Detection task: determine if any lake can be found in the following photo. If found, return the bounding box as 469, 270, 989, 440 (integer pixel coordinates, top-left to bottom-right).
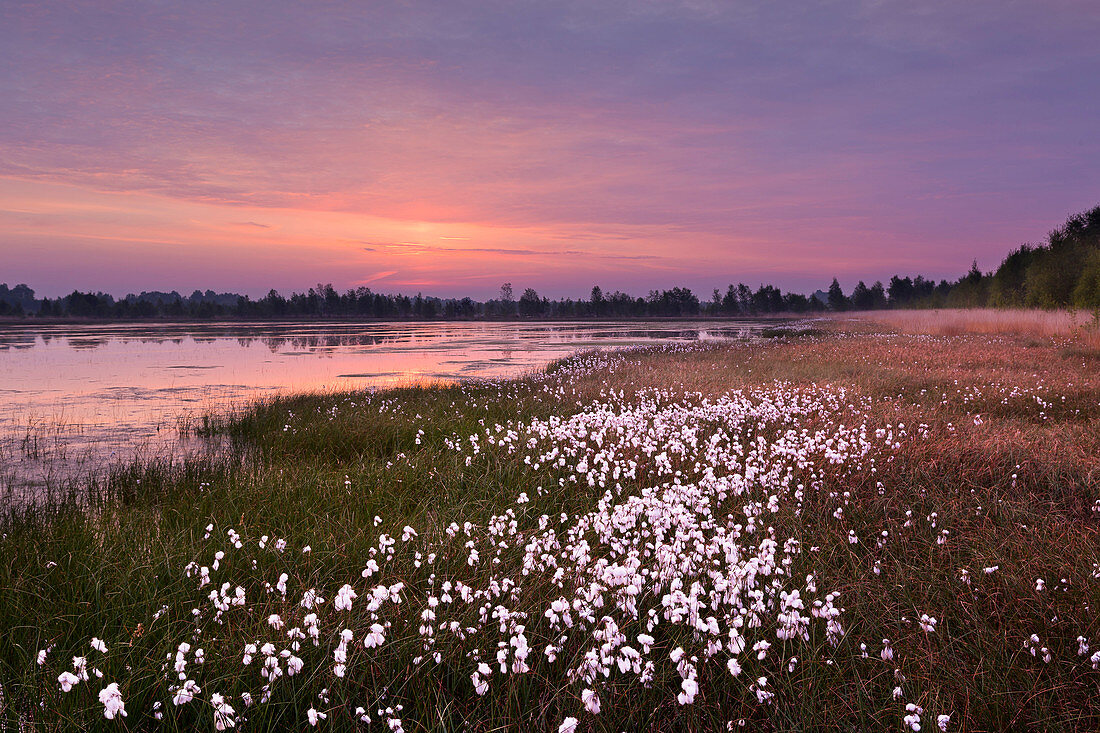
0, 319, 790, 497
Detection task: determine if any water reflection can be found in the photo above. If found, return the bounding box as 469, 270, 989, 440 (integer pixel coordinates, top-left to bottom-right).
0, 322, 768, 353
0, 319, 790, 497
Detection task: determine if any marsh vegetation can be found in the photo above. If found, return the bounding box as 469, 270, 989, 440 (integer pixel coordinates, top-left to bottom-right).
1, 314, 1098, 731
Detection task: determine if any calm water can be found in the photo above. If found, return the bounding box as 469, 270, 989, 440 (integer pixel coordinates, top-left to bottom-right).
0, 319, 786, 496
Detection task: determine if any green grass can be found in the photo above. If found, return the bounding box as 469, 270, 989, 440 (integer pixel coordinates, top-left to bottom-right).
1, 335, 1098, 731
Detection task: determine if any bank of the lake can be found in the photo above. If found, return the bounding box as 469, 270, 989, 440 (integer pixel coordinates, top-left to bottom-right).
0, 319, 794, 501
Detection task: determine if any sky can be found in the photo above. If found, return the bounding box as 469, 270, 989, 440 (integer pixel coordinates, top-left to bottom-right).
2, 0, 1098, 300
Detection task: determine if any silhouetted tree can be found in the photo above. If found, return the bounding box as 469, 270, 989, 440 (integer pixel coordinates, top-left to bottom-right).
869, 281, 887, 309
782, 292, 813, 312
519, 288, 544, 317
752, 284, 783, 313
721, 285, 740, 314
849, 280, 887, 310
827, 278, 848, 311
589, 286, 605, 317
737, 283, 753, 314
0, 283, 37, 313
850, 281, 872, 310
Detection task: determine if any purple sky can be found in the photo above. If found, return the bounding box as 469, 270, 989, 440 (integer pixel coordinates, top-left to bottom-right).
2, 0, 1098, 299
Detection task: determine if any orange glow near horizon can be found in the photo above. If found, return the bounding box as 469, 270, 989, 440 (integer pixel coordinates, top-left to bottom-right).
2, 2, 1098, 298
2, 177, 691, 296
1, 174, 996, 299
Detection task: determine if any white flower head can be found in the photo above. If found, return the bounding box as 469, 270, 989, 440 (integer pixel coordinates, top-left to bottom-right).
98, 683, 127, 719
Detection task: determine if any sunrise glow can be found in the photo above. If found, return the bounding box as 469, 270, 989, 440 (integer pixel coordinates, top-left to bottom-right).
2, 2, 1098, 297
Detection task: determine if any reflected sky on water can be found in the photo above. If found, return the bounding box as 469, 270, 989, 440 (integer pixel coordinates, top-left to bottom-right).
0, 319, 789, 496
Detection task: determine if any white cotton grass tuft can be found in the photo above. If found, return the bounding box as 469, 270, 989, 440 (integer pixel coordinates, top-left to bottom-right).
98, 683, 126, 719
558, 717, 579, 733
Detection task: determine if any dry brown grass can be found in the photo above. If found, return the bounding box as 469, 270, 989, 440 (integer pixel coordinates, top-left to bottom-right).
567, 331, 1100, 529
832, 308, 1100, 346
565, 330, 1100, 728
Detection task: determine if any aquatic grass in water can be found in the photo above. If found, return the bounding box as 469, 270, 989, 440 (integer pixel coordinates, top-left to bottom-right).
0, 320, 787, 500
1, 335, 1098, 730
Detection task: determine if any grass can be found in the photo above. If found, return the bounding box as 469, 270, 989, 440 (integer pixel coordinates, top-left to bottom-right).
0, 326, 1098, 731
837, 307, 1100, 346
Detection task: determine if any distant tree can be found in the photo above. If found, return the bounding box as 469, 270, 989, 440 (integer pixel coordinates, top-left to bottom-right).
850, 281, 873, 310
850, 280, 886, 310
658, 287, 699, 316
261, 289, 287, 317
305, 286, 322, 315
519, 288, 544, 317
1072, 250, 1100, 311
869, 281, 887, 309
498, 282, 515, 317
887, 276, 913, 306
63, 290, 115, 317
945, 261, 988, 308
721, 284, 739, 314
0, 283, 37, 313
938, 205, 1098, 310
590, 285, 605, 317
782, 292, 812, 312
913, 276, 935, 301
827, 278, 848, 311
752, 284, 783, 313
988, 245, 1035, 306
736, 283, 753, 314
1025, 206, 1100, 308
321, 283, 340, 314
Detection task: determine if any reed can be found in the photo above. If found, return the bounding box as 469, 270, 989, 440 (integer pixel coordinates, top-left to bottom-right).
838, 307, 1100, 345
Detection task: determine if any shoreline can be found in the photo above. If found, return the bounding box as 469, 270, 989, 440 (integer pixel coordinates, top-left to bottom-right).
0, 314, 812, 327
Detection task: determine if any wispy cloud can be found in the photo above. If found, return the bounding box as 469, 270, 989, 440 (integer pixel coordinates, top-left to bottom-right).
361, 241, 663, 261
357, 270, 399, 285
1, 1, 1098, 296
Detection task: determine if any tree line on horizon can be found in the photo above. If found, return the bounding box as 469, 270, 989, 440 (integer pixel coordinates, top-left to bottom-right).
3, 206, 1098, 320
0, 282, 823, 320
